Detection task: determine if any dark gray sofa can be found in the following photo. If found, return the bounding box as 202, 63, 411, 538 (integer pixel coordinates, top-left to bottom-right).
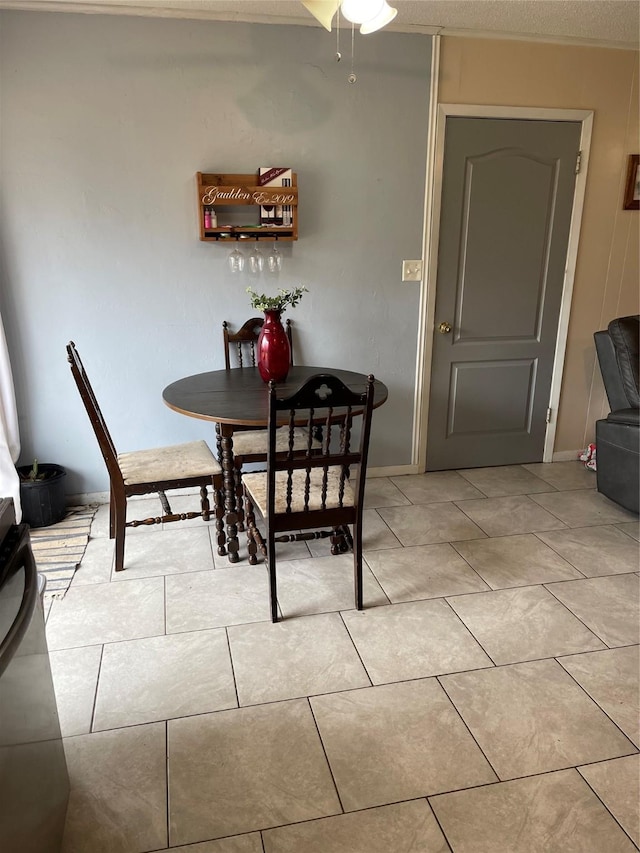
593, 315, 639, 515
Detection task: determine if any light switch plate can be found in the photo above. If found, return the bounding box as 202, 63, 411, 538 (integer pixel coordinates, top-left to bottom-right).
402, 260, 423, 281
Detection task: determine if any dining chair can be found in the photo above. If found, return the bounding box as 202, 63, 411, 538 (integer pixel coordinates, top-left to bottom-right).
222, 316, 293, 370
67, 341, 225, 572
242, 372, 375, 622
221, 316, 302, 531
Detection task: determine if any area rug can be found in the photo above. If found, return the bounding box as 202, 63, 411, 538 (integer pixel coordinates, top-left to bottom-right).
29, 504, 99, 599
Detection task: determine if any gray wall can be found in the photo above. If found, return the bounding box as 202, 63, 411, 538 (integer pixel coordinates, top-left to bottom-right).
0, 10, 431, 495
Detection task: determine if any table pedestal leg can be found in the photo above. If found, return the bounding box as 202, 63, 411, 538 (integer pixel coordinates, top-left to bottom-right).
220, 428, 240, 563
214, 423, 223, 465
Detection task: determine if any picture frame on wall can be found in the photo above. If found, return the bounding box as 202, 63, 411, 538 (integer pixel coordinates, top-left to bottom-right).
623, 154, 639, 210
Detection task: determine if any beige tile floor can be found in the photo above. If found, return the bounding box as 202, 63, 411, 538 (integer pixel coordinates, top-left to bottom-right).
45, 462, 640, 853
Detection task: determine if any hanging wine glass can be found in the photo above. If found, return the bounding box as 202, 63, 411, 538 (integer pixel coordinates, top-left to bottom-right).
248, 246, 264, 275
262, 203, 274, 225
227, 248, 245, 274
267, 243, 282, 274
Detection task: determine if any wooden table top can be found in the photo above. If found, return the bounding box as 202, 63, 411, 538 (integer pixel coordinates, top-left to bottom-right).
162, 366, 388, 427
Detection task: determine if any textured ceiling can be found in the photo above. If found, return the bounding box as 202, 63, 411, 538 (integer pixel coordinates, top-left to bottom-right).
0, 0, 638, 48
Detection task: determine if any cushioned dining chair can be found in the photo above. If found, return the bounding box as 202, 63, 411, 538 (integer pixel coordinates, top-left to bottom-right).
221, 316, 298, 530
242, 372, 375, 622
67, 341, 225, 572
221, 316, 294, 463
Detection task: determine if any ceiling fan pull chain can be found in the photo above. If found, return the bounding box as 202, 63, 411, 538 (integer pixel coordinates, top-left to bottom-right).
335, 7, 341, 61
348, 21, 357, 83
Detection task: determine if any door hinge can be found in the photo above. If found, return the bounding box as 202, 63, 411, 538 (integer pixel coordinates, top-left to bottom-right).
546, 407, 552, 424
575, 151, 582, 174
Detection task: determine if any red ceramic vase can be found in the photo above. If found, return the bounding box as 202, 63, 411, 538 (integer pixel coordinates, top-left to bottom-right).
257, 309, 291, 382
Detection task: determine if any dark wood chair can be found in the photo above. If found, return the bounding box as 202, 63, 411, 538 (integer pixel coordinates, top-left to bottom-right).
223, 316, 292, 370
67, 341, 225, 572
242, 372, 375, 622
221, 317, 298, 530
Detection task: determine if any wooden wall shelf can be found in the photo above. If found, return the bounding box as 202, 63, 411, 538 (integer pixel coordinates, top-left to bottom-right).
197, 172, 298, 242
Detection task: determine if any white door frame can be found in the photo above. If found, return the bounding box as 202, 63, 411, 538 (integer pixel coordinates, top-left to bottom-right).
413, 103, 594, 471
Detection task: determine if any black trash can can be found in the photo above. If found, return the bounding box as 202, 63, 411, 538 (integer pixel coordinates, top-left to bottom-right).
17, 464, 67, 528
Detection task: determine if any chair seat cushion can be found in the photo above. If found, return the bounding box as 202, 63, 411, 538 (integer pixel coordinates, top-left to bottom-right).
232, 427, 320, 458
243, 466, 355, 516
118, 440, 221, 485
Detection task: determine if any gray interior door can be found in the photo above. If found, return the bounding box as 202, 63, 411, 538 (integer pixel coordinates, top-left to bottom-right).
426, 117, 581, 471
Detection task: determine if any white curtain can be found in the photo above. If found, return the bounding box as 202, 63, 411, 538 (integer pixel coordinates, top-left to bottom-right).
0, 313, 21, 522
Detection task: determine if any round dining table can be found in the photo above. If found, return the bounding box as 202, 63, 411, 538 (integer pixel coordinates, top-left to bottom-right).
162, 366, 388, 562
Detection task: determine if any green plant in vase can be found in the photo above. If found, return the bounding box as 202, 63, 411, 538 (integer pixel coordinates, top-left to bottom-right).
246, 285, 307, 314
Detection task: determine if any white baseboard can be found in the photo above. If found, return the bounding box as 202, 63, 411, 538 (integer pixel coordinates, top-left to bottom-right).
68, 491, 108, 506
552, 450, 582, 462
367, 464, 421, 478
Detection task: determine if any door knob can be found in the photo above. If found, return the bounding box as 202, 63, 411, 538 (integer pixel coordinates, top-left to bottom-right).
438, 321, 452, 334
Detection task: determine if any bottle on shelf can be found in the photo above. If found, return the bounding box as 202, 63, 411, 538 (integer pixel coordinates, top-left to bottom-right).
282, 178, 292, 227
204, 207, 212, 229
210, 208, 217, 228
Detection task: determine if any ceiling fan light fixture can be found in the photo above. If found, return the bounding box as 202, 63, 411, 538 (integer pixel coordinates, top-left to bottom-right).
359, 1, 397, 33
340, 0, 385, 26
301, 0, 341, 32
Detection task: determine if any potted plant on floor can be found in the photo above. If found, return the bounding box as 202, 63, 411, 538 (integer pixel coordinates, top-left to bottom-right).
17, 459, 67, 528
246, 285, 308, 382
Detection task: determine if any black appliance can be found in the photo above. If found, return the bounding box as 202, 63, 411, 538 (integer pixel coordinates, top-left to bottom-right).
0, 498, 69, 852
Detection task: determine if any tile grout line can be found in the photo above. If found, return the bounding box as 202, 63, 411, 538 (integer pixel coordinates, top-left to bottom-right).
88, 643, 105, 734
555, 657, 640, 750
338, 610, 374, 689
439, 596, 499, 667
306, 696, 346, 816
542, 580, 620, 647
575, 762, 640, 849
225, 625, 241, 709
